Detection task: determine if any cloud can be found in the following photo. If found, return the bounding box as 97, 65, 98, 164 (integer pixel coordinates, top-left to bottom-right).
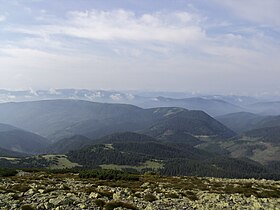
8, 9, 206, 44
6, 8, 277, 57
1, 40, 279, 94
216, 0, 280, 28
0, 6, 280, 94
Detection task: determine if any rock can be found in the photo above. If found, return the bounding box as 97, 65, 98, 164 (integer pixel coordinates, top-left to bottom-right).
66, 193, 75, 197
77, 203, 87, 209
38, 189, 44, 194
145, 203, 155, 210
0, 172, 279, 210
141, 182, 150, 188
44, 202, 51, 209
49, 195, 66, 206
113, 191, 126, 200
144, 188, 152, 193
16, 171, 31, 177
89, 192, 99, 199
25, 189, 35, 195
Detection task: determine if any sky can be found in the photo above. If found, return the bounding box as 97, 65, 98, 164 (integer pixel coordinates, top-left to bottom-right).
0, 0, 279, 95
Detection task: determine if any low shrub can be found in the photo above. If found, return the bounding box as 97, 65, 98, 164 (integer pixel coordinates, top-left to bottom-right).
184, 191, 198, 201
11, 184, 29, 193
79, 169, 139, 181
21, 205, 36, 210
46, 168, 81, 174
104, 201, 138, 210
166, 193, 179, 198
98, 190, 113, 199
0, 168, 18, 177
143, 193, 157, 202
95, 199, 105, 207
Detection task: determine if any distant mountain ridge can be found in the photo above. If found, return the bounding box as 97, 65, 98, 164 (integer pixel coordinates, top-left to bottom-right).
0, 96, 279, 179
2, 89, 280, 116
0, 123, 49, 154
47, 135, 92, 154
0, 100, 236, 142
143, 108, 235, 139
243, 126, 280, 143
254, 115, 280, 129
0, 147, 27, 157
0, 100, 142, 140
138, 97, 244, 116
216, 112, 280, 133
216, 112, 265, 133
250, 101, 280, 115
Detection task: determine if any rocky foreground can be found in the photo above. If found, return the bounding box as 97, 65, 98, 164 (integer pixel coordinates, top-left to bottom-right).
0, 171, 280, 210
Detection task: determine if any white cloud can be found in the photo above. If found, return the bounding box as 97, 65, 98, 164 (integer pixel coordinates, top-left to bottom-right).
110, 94, 122, 101
29, 87, 38, 96
48, 88, 60, 95
8, 10, 206, 44
0, 40, 279, 94
0, 7, 280, 94
216, 0, 280, 27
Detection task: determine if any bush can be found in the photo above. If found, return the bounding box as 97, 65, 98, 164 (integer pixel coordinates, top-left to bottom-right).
11, 184, 29, 193
79, 169, 139, 181
184, 191, 198, 201
143, 193, 157, 202
21, 168, 43, 173
95, 199, 105, 207
166, 193, 179, 198
0, 168, 18, 177
98, 190, 113, 199
21, 205, 36, 210
104, 201, 138, 210
46, 168, 81, 174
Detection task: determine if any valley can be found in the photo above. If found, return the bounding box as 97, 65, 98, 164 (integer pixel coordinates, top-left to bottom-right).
0, 99, 279, 180
0, 97, 280, 209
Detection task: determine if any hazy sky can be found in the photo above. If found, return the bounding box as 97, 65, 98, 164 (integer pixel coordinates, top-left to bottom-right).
0, 0, 279, 94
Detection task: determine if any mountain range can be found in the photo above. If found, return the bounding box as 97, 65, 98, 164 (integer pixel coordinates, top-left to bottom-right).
216, 112, 280, 133
1, 89, 280, 116
0, 100, 235, 142
0, 123, 48, 154
0, 98, 280, 179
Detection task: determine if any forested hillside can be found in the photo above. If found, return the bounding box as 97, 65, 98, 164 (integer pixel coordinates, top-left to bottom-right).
0, 100, 235, 141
